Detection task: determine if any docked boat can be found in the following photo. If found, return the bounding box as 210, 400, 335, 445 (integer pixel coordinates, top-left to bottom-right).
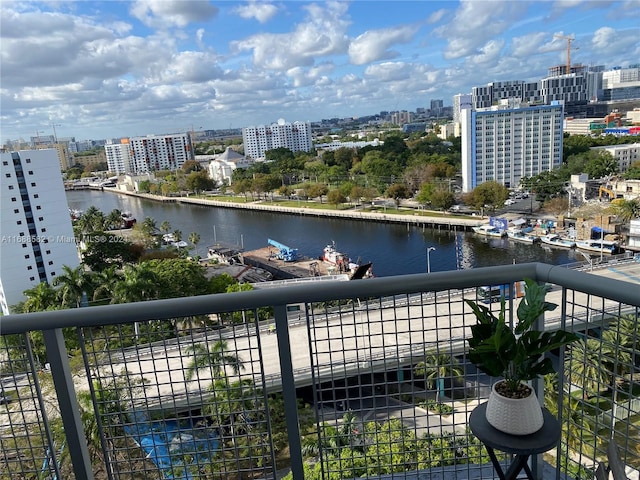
121, 211, 137, 228
321, 242, 372, 278
506, 229, 540, 244
540, 234, 576, 249
575, 239, 622, 255
321, 242, 358, 273
472, 224, 506, 237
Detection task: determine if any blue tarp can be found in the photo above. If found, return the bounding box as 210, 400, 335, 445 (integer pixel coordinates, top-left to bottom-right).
124, 415, 219, 479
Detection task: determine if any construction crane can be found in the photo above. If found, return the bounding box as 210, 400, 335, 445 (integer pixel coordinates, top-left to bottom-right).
268, 239, 299, 262
554, 34, 576, 75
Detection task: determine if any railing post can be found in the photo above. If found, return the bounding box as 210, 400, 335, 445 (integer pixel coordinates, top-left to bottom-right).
43, 328, 94, 480
273, 304, 304, 479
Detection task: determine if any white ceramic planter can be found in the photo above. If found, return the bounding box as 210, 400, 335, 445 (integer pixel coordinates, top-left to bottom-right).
485, 381, 544, 435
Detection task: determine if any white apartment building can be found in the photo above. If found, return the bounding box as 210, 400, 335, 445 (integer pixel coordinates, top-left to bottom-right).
591, 143, 640, 172
461, 101, 564, 193
204, 147, 253, 185
242, 119, 313, 159
105, 133, 194, 174
105, 139, 133, 174
1, 149, 79, 314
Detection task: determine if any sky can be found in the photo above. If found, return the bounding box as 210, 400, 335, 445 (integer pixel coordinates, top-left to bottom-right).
1, 1, 639, 143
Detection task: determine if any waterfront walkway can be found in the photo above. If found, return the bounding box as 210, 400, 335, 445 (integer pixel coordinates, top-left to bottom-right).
106, 189, 486, 232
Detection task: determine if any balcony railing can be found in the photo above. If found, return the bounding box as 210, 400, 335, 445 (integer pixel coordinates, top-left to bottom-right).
1, 262, 639, 479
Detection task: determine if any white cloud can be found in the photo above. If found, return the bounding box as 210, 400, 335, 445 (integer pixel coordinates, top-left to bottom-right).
231, 2, 350, 70
233, 1, 279, 23
130, 0, 218, 28
349, 25, 419, 65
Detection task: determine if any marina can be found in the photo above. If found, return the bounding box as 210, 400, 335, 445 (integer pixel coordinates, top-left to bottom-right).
66, 190, 615, 277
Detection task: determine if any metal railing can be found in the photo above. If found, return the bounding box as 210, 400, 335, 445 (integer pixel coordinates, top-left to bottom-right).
1, 262, 639, 479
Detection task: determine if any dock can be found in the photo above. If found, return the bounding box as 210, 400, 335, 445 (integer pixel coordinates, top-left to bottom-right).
242, 247, 338, 280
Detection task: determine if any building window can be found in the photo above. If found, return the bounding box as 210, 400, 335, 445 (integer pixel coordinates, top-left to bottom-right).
17, 220, 22, 225
27, 266, 33, 270
26, 158, 31, 163
24, 254, 30, 259
5, 173, 10, 178
36, 206, 41, 210
51, 272, 55, 276
28, 170, 33, 175
41, 228, 47, 233
11, 197, 16, 202
13, 209, 19, 213
8, 185, 13, 190
2, 161, 7, 165
48, 261, 53, 265
38, 217, 43, 221
43, 238, 48, 243
46, 250, 51, 254
31, 182, 36, 187
22, 244, 27, 248
30, 276, 35, 281
33, 194, 39, 198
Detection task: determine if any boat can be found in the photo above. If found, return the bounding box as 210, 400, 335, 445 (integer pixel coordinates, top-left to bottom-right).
472, 224, 506, 238
321, 242, 357, 273
121, 211, 137, 228
540, 234, 576, 249
321, 242, 372, 278
575, 239, 622, 255
506, 229, 540, 244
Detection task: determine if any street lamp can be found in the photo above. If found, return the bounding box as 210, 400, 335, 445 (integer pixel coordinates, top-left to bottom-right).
426, 246, 436, 273
577, 250, 593, 272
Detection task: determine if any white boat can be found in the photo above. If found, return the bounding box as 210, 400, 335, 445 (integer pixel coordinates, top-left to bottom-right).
576, 239, 622, 255
540, 234, 576, 249
472, 224, 506, 237
321, 242, 357, 272
506, 229, 540, 244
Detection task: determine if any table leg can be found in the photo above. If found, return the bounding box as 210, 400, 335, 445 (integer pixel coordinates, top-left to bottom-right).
503, 454, 533, 480
485, 446, 507, 480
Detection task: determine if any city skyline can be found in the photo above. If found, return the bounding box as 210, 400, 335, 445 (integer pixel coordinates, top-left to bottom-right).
1, 1, 638, 143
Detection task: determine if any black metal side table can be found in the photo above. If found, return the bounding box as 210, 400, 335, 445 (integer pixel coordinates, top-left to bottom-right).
469, 402, 561, 480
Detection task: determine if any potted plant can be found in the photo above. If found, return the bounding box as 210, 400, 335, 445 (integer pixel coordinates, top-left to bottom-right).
466, 278, 579, 435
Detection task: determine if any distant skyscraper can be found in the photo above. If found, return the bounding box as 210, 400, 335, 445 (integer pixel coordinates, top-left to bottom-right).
242, 119, 313, 159
452, 94, 472, 124
1, 149, 79, 314
461, 101, 564, 193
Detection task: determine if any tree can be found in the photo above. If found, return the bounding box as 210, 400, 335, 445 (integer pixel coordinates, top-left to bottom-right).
22, 282, 59, 312
584, 151, 618, 179
144, 258, 210, 299
160, 220, 172, 235
385, 183, 410, 206
463, 181, 509, 213
415, 352, 464, 401
81, 232, 142, 271
430, 188, 455, 211
306, 183, 329, 203
189, 232, 201, 256
610, 198, 640, 223
186, 169, 214, 193
327, 189, 346, 208
53, 265, 93, 308
181, 159, 202, 173
112, 264, 159, 304
185, 340, 245, 382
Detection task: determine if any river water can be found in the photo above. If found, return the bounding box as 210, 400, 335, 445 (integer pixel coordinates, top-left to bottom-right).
66, 190, 581, 277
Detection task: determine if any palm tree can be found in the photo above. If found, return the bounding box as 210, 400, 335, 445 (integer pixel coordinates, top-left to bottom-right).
610, 198, 640, 223
111, 264, 158, 304
52, 265, 93, 308
92, 266, 120, 304
565, 338, 611, 398
172, 229, 183, 243
185, 340, 244, 382
189, 232, 201, 255
415, 352, 464, 401
105, 209, 123, 230
22, 282, 59, 312
159, 220, 172, 235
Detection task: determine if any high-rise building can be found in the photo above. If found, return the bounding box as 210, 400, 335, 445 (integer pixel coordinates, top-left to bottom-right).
242, 119, 313, 159
461, 101, 564, 193
0, 149, 79, 314
104, 133, 194, 174
105, 139, 133, 174
453, 93, 473, 124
